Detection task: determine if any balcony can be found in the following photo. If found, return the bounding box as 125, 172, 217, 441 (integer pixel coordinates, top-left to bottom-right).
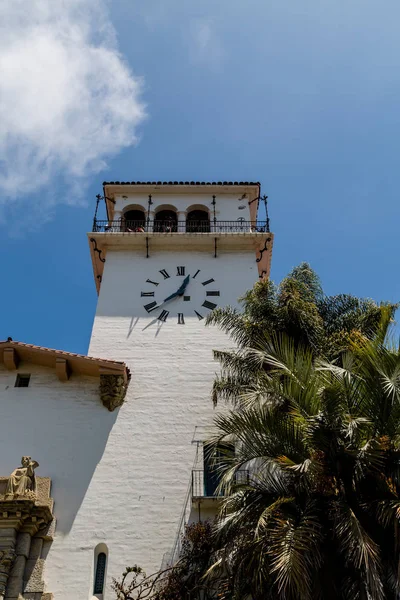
191, 469, 249, 505
88, 219, 274, 294
92, 219, 269, 234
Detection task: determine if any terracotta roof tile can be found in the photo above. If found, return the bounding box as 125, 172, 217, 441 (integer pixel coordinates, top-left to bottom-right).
103, 181, 260, 187
0, 340, 130, 379
0, 340, 124, 365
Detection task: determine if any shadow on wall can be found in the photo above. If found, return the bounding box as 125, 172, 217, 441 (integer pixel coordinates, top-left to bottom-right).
50, 406, 119, 533
0, 372, 119, 534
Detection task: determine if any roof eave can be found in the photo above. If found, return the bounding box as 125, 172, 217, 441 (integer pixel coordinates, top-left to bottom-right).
0, 341, 131, 412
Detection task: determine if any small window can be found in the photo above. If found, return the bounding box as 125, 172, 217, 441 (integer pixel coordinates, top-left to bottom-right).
94, 552, 107, 594
15, 374, 31, 388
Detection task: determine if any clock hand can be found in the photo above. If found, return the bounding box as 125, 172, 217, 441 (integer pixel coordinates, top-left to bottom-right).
149, 287, 183, 312
162, 275, 190, 303
162, 290, 179, 303
144, 274, 191, 318
176, 275, 190, 296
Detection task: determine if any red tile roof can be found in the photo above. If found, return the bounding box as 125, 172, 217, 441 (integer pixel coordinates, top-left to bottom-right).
103, 181, 260, 186
0, 340, 129, 378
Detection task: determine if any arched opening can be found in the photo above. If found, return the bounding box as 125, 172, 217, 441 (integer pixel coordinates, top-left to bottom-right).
154, 209, 178, 232
93, 544, 108, 599
186, 209, 210, 233
122, 208, 146, 232
94, 553, 106, 594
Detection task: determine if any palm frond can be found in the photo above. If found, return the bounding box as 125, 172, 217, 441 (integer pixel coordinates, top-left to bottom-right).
206, 307, 255, 347
332, 501, 384, 600
268, 499, 323, 600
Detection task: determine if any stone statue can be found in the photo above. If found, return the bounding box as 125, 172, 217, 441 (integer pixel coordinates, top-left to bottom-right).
0, 548, 16, 599
0, 549, 15, 597
5, 457, 39, 498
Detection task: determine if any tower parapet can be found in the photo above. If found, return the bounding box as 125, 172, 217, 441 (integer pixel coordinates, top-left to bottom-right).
89, 181, 273, 293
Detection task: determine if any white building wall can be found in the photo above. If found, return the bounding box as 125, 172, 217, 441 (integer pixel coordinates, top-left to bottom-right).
113, 192, 252, 222
0, 363, 107, 599
0, 245, 260, 598
85, 249, 257, 598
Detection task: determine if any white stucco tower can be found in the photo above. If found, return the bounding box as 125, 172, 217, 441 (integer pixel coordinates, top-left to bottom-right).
0, 181, 274, 600
85, 181, 274, 593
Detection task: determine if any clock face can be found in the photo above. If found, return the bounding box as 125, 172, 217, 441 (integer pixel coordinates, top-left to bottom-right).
140, 266, 220, 325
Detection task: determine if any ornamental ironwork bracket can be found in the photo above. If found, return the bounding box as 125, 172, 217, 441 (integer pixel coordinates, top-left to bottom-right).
146, 195, 153, 231
90, 238, 106, 263
259, 270, 267, 279
96, 193, 115, 204
256, 236, 272, 263
212, 195, 217, 228
248, 194, 270, 232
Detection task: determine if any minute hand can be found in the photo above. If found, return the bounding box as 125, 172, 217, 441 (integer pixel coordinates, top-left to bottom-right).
176, 274, 190, 295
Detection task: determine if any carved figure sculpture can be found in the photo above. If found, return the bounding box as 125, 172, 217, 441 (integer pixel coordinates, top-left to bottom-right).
0, 549, 16, 598
5, 457, 39, 497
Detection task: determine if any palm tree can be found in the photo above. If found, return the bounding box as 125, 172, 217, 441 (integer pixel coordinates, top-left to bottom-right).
207, 263, 396, 407
207, 322, 400, 599
207, 262, 395, 357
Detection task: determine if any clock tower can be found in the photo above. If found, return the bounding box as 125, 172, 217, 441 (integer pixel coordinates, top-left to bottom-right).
87, 181, 273, 577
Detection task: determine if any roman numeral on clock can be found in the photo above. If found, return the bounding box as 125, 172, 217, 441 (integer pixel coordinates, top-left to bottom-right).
144, 301, 158, 313
202, 278, 215, 286
194, 310, 204, 320
158, 310, 169, 322
206, 291, 220, 296
177, 266, 185, 276
159, 269, 170, 279
177, 313, 185, 324
202, 300, 217, 310
146, 279, 159, 286
141, 291, 155, 297
193, 269, 201, 279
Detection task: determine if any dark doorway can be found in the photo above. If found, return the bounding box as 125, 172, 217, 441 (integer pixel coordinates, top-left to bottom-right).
154, 210, 178, 232
203, 443, 234, 497
122, 210, 146, 232
186, 210, 210, 233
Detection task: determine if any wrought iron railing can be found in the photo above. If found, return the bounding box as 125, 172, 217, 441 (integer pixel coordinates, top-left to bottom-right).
192, 469, 249, 498
92, 220, 269, 233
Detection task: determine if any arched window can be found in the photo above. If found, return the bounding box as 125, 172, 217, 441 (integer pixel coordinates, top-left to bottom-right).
154, 209, 178, 232
94, 551, 107, 595
186, 209, 210, 233
122, 208, 146, 232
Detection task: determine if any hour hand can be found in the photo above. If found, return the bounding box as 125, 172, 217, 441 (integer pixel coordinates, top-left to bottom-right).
163, 275, 190, 303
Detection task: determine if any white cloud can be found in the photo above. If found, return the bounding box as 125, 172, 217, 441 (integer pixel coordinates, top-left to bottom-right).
0, 0, 146, 206
188, 18, 226, 70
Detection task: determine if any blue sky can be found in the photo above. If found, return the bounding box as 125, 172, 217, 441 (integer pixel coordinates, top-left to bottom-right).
1, 0, 400, 354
